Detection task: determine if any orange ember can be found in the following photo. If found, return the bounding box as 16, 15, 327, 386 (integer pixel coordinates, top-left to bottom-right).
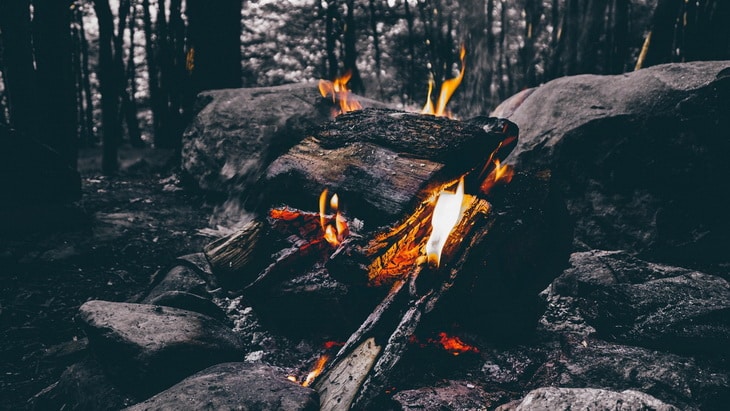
302, 354, 329, 387
319, 189, 349, 247
323, 340, 345, 350
480, 159, 515, 195
319, 71, 362, 116
422, 45, 466, 118
431, 332, 479, 356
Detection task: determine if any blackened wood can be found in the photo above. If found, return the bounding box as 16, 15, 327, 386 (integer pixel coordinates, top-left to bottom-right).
314, 197, 493, 410
436, 171, 573, 342
263, 108, 517, 226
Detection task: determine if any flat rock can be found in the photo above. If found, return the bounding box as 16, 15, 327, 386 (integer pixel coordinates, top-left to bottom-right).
77, 300, 245, 397
496, 387, 679, 411
497, 61, 730, 268
123, 362, 319, 411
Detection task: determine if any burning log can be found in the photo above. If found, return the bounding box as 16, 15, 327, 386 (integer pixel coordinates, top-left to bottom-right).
313, 196, 493, 410
262, 108, 517, 226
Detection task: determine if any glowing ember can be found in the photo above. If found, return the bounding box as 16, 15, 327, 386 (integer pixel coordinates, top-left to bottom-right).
480, 159, 515, 195
430, 332, 479, 356
302, 354, 329, 387
323, 340, 345, 350
319, 189, 349, 247
286, 375, 298, 383
426, 177, 466, 267
319, 71, 362, 116
421, 45, 466, 118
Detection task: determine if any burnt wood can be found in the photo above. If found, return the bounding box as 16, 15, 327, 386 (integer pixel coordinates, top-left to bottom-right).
262, 108, 517, 227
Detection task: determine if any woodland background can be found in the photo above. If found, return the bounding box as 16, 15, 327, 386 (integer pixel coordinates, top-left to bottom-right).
0, 0, 729, 177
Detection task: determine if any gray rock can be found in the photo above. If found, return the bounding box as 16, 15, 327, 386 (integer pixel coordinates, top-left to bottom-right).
123, 362, 319, 411
141, 265, 209, 302
578, 271, 730, 357
29, 357, 138, 411
141, 254, 215, 303
497, 61, 730, 268
77, 300, 245, 397
496, 387, 679, 411
146, 291, 229, 323
181, 84, 387, 194
483, 338, 728, 410
546, 250, 730, 357
392, 380, 507, 411
181, 84, 323, 193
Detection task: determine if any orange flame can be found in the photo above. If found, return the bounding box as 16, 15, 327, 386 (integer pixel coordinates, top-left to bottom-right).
480, 159, 515, 195
319, 189, 349, 247
426, 177, 466, 267
421, 45, 466, 118
302, 354, 329, 387
431, 332, 479, 356
319, 71, 362, 116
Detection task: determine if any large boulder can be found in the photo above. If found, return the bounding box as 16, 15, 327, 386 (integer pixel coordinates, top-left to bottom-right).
123, 362, 319, 411
181, 83, 386, 194
496, 62, 730, 268
77, 300, 245, 397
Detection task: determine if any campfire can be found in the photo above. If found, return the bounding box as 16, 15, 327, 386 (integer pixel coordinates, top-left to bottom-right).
190, 58, 576, 409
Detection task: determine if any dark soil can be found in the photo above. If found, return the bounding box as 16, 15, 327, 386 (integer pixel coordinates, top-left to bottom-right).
0, 147, 218, 410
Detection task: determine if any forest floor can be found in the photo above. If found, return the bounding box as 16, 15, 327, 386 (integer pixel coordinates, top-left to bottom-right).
0, 147, 220, 410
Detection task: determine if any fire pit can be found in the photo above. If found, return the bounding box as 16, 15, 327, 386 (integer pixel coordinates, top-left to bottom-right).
31, 62, 730, 411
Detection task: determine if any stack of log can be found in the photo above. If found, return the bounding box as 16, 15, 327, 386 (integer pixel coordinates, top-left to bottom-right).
202, 108, 572, 409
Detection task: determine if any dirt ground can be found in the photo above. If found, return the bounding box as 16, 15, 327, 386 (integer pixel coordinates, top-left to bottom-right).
0, 147, 220, 410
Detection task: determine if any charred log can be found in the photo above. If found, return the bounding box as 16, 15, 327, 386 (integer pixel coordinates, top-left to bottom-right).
262, 108, 517, 226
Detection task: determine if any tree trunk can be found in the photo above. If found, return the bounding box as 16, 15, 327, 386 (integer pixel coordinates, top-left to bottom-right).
126, 1, 143, 147
33, 0, 78, 167
325, 1, 340, 80
0, 0, 36, 138
115, 0, 142, 147
343, 0, 362, 92
562, 0, 580, 75
368, 0, 382, 95
79, 8, 96, 145
642, 0, 683, 67
142, 0, 162, 141
94, 0, 120, 174
576, 0, 609, 73
609, 0, 629, 73
186, 0, 242, 93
